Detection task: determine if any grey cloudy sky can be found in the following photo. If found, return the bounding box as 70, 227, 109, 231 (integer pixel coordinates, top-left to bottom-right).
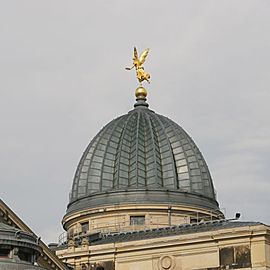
0, 1, 269, 244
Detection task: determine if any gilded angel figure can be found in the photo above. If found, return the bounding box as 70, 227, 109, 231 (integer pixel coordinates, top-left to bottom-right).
126, 47, 151, 84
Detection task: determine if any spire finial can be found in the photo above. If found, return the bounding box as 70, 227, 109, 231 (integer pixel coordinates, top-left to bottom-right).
134, 86, 149, 108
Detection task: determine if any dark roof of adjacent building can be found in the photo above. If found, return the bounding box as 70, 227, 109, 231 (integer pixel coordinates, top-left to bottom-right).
0, 223, 47, 270
0, 222, 40, 253
0, 199, 70, 270
67, 97, 220, 214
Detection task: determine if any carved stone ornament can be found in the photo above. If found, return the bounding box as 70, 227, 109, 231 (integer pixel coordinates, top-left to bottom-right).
159, 255, 176, 270
67, 239, 75, 247
81, 237, 89, 246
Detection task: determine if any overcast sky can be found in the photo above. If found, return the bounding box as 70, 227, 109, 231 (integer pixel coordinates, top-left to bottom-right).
0, 1, 269, 244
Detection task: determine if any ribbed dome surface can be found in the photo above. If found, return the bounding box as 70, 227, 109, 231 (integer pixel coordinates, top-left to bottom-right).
67, 102, 218, 214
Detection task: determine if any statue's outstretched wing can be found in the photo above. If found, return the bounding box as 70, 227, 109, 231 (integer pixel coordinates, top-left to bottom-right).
139, 48, 149, 65
133, 47, 139, 60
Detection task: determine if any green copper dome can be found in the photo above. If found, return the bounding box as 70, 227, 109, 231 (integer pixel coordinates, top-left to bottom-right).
66, 96, 220, 214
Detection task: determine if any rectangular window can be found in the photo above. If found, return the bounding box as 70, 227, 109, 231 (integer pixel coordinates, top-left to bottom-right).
190, 218, 198, 224
219, 245, 251, 269
235, 246, 251, 268
81, 221, 89, 233
0, 248, 10, 257
220, 247, 234, 267
130, 216, 145, 226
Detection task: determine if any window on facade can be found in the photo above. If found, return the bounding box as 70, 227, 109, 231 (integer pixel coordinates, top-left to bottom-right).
190, 218, 198, 224
81, 222, 89, 233
81, 264, 87, 270
220, 247, 234, 266
0, 248, 10, 257
18, 250, 32, 262
219, 245, 251, 269
130, 216, 145, 226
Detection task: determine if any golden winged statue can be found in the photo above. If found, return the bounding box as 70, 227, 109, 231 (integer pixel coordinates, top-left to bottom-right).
126, 47, 151, 84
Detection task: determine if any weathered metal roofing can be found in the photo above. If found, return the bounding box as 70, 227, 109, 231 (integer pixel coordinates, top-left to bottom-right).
67, 99, 219, 214
56, 220, 264, 248
93, 221, 263, 245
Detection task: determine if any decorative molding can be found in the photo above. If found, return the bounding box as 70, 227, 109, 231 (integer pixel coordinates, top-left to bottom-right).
159, 255, 176, 270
